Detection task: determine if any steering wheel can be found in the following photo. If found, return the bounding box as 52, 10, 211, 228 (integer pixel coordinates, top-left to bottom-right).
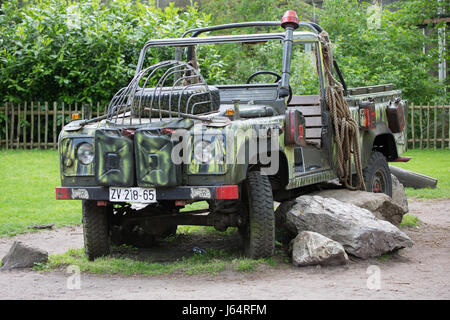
246, 70, 281, 84
246, 70, 293, 104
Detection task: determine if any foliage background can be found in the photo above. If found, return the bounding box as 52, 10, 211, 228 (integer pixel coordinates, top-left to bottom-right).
0, 0, 221, 106
202, 0, 448, 105
0, 0, 448, 106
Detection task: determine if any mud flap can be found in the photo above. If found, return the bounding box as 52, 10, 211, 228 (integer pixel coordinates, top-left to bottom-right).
134, 129, 181, 187
95, 129, 135, 186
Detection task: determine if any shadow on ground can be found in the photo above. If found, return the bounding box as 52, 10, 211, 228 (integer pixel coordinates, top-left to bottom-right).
110, 228, 245, 263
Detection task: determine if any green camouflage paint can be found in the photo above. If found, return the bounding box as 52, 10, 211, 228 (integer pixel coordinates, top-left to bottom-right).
95, 128, 135, 187
135, 129, 180, 187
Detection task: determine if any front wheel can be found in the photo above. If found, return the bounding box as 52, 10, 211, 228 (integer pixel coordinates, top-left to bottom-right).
239, 171, 275, 259
363, 151, 392, 197
82, 200, 111, 261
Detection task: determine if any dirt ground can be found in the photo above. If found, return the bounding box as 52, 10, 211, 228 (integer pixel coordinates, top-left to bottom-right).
0, 198, 449, 300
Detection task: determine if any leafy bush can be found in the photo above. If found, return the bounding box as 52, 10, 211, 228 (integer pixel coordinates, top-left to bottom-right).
1, 0, 447, 106
0, 0, 220, 105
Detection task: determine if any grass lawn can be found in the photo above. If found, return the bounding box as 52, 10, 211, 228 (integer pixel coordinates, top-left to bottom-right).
35, 246, 278, 276
0, 150, 81, 236
390, 149, 450, 199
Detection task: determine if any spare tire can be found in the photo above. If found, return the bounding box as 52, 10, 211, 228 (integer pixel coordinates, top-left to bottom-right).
133, 86, 221, 116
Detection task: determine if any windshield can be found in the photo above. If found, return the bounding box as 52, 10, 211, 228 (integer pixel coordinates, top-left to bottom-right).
139, 39, 321, 96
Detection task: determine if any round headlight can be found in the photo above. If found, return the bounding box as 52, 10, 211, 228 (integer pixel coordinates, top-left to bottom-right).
193, 140, 214, 163
77, 143, 94, 165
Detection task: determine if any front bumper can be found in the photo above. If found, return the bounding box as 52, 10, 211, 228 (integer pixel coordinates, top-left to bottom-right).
55, 185, 239, 201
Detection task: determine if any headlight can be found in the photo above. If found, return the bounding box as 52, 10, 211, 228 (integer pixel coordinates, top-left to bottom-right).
77, 143, 94, 165
193, 140, 214, 163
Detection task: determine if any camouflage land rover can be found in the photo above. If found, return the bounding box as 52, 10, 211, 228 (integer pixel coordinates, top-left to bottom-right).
56, 11, 409, 260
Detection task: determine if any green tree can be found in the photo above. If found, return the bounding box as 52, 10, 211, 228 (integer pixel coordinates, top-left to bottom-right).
200, 0, 448, 104
319, 0, 448, 104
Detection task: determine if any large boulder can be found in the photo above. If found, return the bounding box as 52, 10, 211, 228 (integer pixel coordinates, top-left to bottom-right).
1, 241, 48, 270
276, 195, 413, 259
391, 174, 409, 214
289, 231, 348, 267
310, 189, 405, 225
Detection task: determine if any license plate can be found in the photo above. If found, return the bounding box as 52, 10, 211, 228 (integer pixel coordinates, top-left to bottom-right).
109, 187, 157, 203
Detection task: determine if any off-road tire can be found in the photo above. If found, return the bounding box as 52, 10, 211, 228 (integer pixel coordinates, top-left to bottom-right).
82, 200, 111, 261
364, 151, 393, 197
240, 171, 275, 258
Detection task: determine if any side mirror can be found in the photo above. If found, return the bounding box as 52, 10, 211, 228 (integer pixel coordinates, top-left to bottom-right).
285, 109, 306, 147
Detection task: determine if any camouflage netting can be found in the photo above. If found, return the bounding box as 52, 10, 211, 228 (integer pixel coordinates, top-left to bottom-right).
132, 85, 221, 117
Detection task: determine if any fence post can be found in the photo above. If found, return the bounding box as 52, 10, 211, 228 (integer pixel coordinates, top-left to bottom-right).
411, 103, 415, 149
82, 104, 91, 120
433, 105, 437, 150
23, 102, 27, 149
442, 105, 445, 149
5, 103, 9, 150
68, 104, 71, 125
31, 101, 34, 149
419, 105, 423, 149
16, 103, 21, 149
53, 102, 57, 149
10, 103, 15, 149
38, 102, 41, 149
44, 102, 48, 150
61, 102, 65, 130
426, 105, 430, 149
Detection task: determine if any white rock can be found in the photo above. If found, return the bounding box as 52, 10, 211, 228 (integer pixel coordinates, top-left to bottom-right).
391, 174, 409, 214
310, 189, 405, 225
279, 195, 413, 259
290, 231, 348, 267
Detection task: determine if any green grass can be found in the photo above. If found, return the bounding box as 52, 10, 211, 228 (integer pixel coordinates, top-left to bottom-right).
378, 253, 390, 262
34, 247, 277, 276
390, 149, 450, 199
0, 150, 81, 236
400, 214, 420, 227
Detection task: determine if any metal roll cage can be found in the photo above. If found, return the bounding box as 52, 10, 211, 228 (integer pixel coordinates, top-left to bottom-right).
107, 19, 348, 125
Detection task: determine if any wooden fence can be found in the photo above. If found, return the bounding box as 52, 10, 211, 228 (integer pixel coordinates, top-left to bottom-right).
0, 102, 449, 150
0, 102, 106, 150
408, 104, 450, 150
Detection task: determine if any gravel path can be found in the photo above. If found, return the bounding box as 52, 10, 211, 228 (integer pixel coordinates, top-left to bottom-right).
0, 198, 449, 300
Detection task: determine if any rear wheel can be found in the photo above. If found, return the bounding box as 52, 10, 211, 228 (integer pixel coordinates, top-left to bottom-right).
364, 151, 392, 197
239, 171, 275, 259
82, 200, 111, 261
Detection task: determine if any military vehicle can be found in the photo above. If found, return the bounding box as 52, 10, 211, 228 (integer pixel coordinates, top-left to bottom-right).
56, 11, 409, 260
